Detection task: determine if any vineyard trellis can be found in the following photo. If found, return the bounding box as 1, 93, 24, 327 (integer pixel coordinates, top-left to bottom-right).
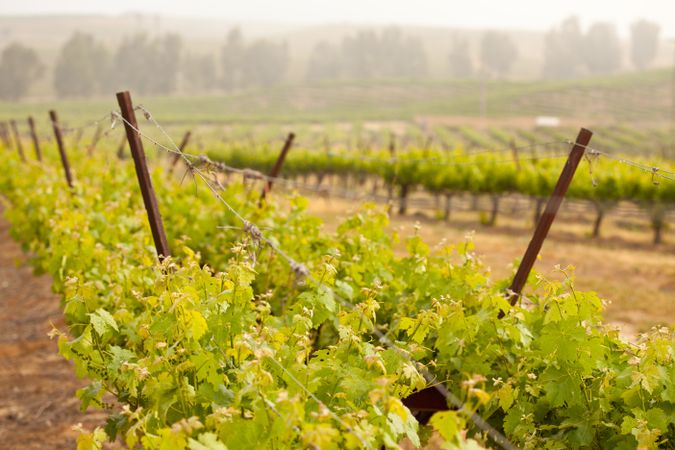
5, 102, 674, 246
1, 93, 674, 449
205, 138, 674, 243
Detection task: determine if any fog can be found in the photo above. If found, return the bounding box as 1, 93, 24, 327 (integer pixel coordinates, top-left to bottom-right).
0, 1, 673, 105
3, 0, 675, 37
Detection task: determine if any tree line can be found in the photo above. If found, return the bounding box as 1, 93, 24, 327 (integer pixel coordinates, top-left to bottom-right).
0, 18, 663, 101
306, 28, 427, 80
449, 17, 661, 79
541, 17, 661, 78
0, 29, 290, 100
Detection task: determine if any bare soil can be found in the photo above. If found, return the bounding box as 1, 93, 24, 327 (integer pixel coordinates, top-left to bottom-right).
0, 216, 105, 449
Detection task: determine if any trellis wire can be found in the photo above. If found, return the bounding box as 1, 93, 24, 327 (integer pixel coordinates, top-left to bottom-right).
40, 106, 675, 449
114, 107, 520, 450
49, 112, 112, 135
584, 147, 675, 183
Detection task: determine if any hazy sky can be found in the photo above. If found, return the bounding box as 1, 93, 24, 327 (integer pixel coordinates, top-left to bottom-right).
3, 0, 675, 36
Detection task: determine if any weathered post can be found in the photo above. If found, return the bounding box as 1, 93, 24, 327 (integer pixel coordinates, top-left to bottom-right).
27, 116, 42, 161
387, 136, 397, 206
168, 131, 192, 175
116, 134, 127, 159
116, 91, 171, 260
503, 128, 593, 313
9, 120, 26, 162
260, 132, 295, 203
510, 139, 520, 171
401, 128, 594, 416
49, 111, 74, 187
0, 122, 11, 149
87, 124, 103, 156
72, 128, 84, 151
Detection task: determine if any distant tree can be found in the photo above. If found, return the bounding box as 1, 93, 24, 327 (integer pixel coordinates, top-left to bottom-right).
341, 31, 380, 78
447, 38, 473, 78
378, 27, 427, 77
241, 39, 289, 87
153, 33, 183, 94
582, 23, 622, 74
183, 52, 218, 92
220, 28, 289, 88
479, 31, 517, 77
113, 34, 151, 93
630, 20, 660, 70
53, 33, 109, 97
112, 33, 182, 95
306, 41, 342, 81
0, 42, 43, 101
542, 16, 584, 78
337, 28, 427, 80
221, 28, 245, 90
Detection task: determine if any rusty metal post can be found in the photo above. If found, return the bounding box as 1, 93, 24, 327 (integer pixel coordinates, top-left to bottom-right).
168, 131, 192, 175
260, 132, 295, 203
116, 91, 171, 260
49, 111, 74, 188
27, 116, 42, 161
505, 128, 593, 309
9, 120, 26, 162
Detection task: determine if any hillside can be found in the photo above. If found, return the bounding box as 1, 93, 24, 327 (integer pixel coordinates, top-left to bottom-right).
0, 13, 673, 89
0, 69, 672, 127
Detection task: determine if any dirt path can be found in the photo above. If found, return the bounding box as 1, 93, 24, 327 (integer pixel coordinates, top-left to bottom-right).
0, 215, 105, 449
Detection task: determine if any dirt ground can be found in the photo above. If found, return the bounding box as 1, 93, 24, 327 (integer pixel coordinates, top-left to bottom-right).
0, 216, 105, 449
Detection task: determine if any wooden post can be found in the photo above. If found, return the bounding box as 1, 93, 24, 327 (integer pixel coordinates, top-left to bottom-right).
323, 135, 330, 153
260, 132, 295, 202
530, 139, 538, 162
400, 131, 594, 416
9, 120, 26, 162
49, 111, 74, 188
87, 124, 102, 156
116, 91, 171, 260
168, 131, 192, 175
510, 139, 520, 171
387, 136, 397, 204
116, 134, 127, 159
27, 117, 42, 161
423, 135, 433, 151
505, 128, 593, 310
72, 128, 84, 150
0, 122, 11, 149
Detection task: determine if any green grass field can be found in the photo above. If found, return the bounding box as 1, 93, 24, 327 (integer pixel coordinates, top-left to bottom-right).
1, 68, 673, 128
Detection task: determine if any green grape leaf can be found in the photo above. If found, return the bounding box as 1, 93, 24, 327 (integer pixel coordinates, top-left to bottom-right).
429, 410, 461, 443
541, 366, 582, 408
89, 308, 118, 335
188, 432, 228, 450
189, 310, 208, 341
